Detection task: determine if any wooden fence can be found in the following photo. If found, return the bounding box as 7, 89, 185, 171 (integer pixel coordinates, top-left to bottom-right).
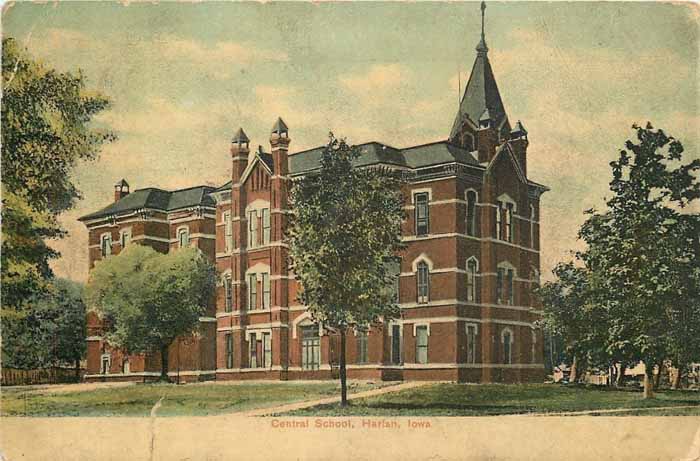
1, 367, 84, 386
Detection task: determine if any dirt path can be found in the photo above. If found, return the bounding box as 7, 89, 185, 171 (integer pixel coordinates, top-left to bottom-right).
3, 381, 136, 395
240, 380, 434, 417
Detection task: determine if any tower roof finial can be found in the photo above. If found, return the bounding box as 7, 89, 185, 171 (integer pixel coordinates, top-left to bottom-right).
476, 1, 488, 54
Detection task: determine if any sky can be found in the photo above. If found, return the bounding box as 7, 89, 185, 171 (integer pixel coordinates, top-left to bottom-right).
3, 1, 699, 283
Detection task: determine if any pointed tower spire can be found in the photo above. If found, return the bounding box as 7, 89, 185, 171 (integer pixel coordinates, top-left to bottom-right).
449, 0, 510, 149
476, 1, 488, 54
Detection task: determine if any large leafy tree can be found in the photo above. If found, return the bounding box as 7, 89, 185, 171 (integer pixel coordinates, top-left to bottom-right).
2, 278, 86, 376
287, 135, 405, 406
577, 123, 699, 398
1, 37, 114, 310
84, 245, 216, 381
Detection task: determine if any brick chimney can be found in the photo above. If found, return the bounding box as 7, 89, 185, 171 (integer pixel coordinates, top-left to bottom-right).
476, 109, 497, 164
114, 179, 129, 202
509, 120, 528, 177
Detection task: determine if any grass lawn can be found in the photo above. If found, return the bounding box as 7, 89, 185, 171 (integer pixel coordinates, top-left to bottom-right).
1, 380, 384, 417
282, 384, 700, 417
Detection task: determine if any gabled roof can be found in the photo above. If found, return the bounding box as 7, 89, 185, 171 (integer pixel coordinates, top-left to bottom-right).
485, 143, 527, 185
79, 185, 216, 222
239, 149, 274, 185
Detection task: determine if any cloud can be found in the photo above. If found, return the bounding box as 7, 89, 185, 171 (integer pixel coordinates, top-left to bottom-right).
339, 64, 409, 95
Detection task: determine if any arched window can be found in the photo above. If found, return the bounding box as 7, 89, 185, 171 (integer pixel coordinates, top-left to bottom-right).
224, 277, 233, 312
466, 257, 478, 302
502, 328, 514, 364
177, 227, 189, 248
466, 190, 477, 236
100, 233, 112, 257
416, 261, 430, 304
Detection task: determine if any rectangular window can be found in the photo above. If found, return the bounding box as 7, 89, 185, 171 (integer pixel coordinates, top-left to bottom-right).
505, 203, 513, 242
466, 259, 477, 302
466, 325, 477, 364
101, 354, 110, 374
262, 332, 272, 368
262, 208, 271, 245
414, 192, 430, 236
301, 326, 320, 370
356, 331, 368, 364
247, 210, 258, 248
495, 204, 502, 239
507, 269, 514, 305
262, 273, 270, 309
249, 333, 257, 368
247, 274, 257, 310
391, 325, 402, 365
417, 263, 430, 304
531, 331, 537, 364
503, 332, 512, 364
225, 333, 233, 369
178, 228, 189, 248
496, 268, 505, 304
224, 278, 232, 312
415, 326, 429, 364
223, 211, 232, 252
466, 191, 477, 236
120, 229, 131, 248
101, 234, 112, 257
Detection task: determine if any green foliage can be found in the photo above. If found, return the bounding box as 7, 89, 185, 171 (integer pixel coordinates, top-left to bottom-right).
1, 278, 86, 369
541, 123, 700, 377
287, 134, 405, 331
1, 37, 114, 310
84, 245, 216, 356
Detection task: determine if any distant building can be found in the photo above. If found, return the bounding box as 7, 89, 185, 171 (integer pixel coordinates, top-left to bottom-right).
80, 3, 548, 383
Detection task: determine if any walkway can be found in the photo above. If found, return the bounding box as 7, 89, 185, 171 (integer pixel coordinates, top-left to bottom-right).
240, 380, 433, 416
511, 404, 700, 417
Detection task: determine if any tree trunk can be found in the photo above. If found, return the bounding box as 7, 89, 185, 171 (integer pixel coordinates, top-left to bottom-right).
643, 362, 654, 399
671, 364, 684, 390
339, 329, 348, 407
75, 357, 81, 381
159, 344, 171, 382
569, 356, 578, 383
616, 363, 627, 388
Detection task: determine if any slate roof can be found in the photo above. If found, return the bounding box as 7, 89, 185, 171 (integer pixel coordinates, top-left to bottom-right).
79, 185, 216, 221
288, 140, 476, 175
449, 40, 510, 141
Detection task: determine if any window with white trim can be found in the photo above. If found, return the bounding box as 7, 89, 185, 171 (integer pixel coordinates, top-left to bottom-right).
224, 277, 233, 312
262, 332, 272, 368
247, 210, 258, 248
416, 261, 430, 304
249, 332, 258, 368
301, 325, 320, 370
504, 203, 513, 242
497, 265, 515, 305
177, 227, 189, 248
261, 208, 271, 245
100, 234, 112, 257
466, 258, 478, 302
247, 274, 257, 310
530, 204, 536, 247
466, 324, 478, 364
507, 268, 514, 305
100, 354, 111, 374
122, 357, 130, 374
414, 192, 430, 236
262, 272, 270, 309
466, 190, 477, 236
415, 325, 429, 364
502, 329, 513, 364
225, 333, 234, 368
390, 324, 402, 365
356, 330, 368, 364
120, 228, 131, 248
495, 205, 502, 239
223, 211, 232, 252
